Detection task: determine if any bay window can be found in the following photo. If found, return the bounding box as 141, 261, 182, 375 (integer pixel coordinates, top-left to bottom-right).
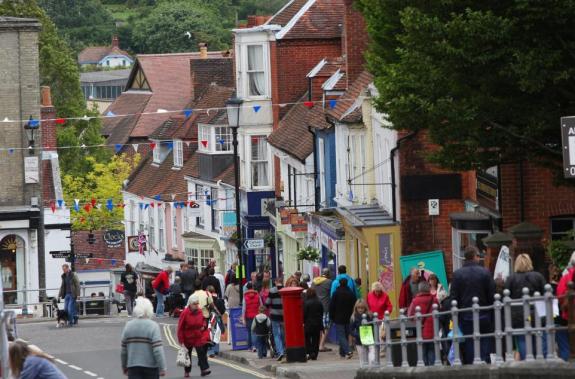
215, 126, 232, 152
173, 140, 183, 167
251, 135, 269, 187
247, 45, 265, 96
198, 125, 232, 153
196, 184, 205, 228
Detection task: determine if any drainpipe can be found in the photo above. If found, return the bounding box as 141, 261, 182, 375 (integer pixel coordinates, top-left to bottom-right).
390, 131, 417, 222
308, 125, 320, 212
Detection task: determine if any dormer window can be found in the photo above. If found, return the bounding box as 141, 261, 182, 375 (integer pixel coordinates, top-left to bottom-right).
173, 140, 183, 168
198, 125, 233, 154
152, 140, 172, 165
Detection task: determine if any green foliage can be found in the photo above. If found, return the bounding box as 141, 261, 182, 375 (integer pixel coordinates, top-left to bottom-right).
234, 0, 288, 20
63, 154, 140, 230
297, 246, 320, 262
37, 0, 116, 53
547, 231, 575, 270
130, 0, 232, 53
357, 0, 574, 172
0, 0, 109, 177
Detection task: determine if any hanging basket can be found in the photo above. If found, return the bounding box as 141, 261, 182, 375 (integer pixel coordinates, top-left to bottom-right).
297, 246, 320, 262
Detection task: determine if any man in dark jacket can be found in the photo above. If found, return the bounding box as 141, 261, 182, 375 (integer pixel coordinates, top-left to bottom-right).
398, 268, 424, 310
265, 277, 285, 361
201, 268, 222, 298
450, 246, 496, 364
311, 268, 333, 352
329, 278, 356, 358
59, 264, 80, 325
178, 262, 198, 304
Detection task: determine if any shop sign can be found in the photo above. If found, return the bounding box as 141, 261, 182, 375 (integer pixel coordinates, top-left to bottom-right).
476, 169, 498, 211
290, 213, 308, 233
280, 207, 296, 224
127, 236, 140, 252
103, 230, 124, 248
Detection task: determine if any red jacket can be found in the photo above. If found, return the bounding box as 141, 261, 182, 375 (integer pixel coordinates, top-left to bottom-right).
243, 289, 261, 319
152, 270, 170, 294
408, 292, 438, 340
367, 290, 393, 319
557, 267, 575, 321
177, 306, 209, 348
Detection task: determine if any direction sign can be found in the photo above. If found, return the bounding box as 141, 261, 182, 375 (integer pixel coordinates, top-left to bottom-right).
561, 116, 575, 178
50, 250, 71, 258
75, 253, 94, 259
243, 239, 265, 250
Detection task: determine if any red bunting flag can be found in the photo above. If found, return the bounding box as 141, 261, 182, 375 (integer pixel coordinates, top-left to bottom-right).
150, 142, 156, 150
83, 204, 91, 213
91, 198, 97, 207
55, 118, 66, 125
303, 101, 314, 108
201, 140, 208, 148
150, 203, 155, 208
50, 201, 56, 213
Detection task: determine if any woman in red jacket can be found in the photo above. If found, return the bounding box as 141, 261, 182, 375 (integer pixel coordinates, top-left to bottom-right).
408, 281, 438, 366
366, 282, 393, 319
242, 282, 262, 352
177, 294, 211, 377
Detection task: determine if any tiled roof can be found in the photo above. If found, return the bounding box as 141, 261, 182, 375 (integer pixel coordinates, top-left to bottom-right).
102, 92, 151, 145
327, 71, 373, 123
149, 116, 185, 140
269, 0, 344, 40
309, 57, 344, 78
267, 95, 331, 162
80, 69, 131, 84
215, 165, 235, 186
78, 46, 132, 64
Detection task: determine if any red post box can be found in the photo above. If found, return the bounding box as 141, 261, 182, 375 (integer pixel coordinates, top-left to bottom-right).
279, 287, 307, 362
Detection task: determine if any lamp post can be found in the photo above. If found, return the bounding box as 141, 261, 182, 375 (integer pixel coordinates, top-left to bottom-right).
226, 93, 244, 304
23, 116, 39, 156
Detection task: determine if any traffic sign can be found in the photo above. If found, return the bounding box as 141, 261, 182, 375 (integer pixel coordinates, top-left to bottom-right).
50, 250, 71, 258
243, 239, 265, 250
561, 116, 575, 178
428, 199, 439, 216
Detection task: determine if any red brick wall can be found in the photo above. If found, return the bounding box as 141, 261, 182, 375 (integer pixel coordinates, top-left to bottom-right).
398, 131, 475, 276
73, 231, 125, 271
343, 0, 368, 86
41, 88, 58, 203
500, 161, 575, 240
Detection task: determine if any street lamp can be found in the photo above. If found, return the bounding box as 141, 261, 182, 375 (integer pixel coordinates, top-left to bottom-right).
23, 116, 39, 156
226, 93, 244, 304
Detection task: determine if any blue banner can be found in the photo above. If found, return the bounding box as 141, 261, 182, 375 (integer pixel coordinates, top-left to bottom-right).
229, 307, 249, 351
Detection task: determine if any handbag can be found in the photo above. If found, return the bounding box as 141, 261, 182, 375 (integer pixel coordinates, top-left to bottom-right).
115, 283, 124, 294
209, 312, 222, 344
176, 345, 191, 368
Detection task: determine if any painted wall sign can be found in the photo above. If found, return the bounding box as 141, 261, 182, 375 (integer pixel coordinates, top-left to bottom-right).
24, 156, 39, 184
103, 230, 125, 247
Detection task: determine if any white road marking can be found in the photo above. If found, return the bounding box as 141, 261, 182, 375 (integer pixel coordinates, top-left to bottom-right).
68, 365, 83, 371
55, 359, 68, 365
84, 371, 98, 377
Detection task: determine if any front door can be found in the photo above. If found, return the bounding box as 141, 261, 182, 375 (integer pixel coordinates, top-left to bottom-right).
0, 235, 24, 305
451, 229, 489, 271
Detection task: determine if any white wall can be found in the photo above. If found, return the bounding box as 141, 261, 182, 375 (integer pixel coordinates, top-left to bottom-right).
99, 55, 132, 68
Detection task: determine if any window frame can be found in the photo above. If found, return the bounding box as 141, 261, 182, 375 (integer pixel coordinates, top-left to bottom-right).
158, 209, 165, 251
238, 43, 269, 99
196, 184, 205, 228
172, 208, 178, 249
173, 139, 184, 167
550, 217, 575, 241
148, 207, 155, 248
250, 135, 270, 188
128, 200, 136, 236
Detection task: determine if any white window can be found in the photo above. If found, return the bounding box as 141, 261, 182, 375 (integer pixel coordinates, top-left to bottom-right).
148, 207, 155, 248
211, 188, 218, 232
159, 210, 165, 251
153, 142, 161, 164
185, 248, 214, 269
250, 135, 269, 187
215, 127, 232, 152
172, 209, 178, 249
173, 140, 183, 167
247, 45, 265, 97
183, 201, 190, 232
128, 200, 136, 236
240, 135, 247, 187
138, 205, 145, 232
199, 126, 210, 152
318, 139, 326, 207
196, 184, 205, 228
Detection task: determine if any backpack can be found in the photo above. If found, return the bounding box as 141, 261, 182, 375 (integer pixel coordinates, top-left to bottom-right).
253, 317, 270, 336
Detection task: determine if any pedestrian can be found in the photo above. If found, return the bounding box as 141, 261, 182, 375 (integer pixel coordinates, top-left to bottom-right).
301, 273, 311, 288
408, 281, 438, 366
152, 266, 173, 318
225, 276, 241, 309
243, 272, 258, 293
168, 277, 185, 315
366, 281, 393, 319
259, 279, 271, 314
9, 340, 67, 379
450, 246, 495, 364
191, 279, 214, 319
329, 277, 356, 359
251, 305, 272, 359
213, 267, 226, 297
177, 294, 211, 377
179, 263, 198, 304
285, 271, 302, 288
225, 264, 236, 288
329, 265, 357, 297
350, 300, 376, 367
206, 285, 226, 358
303, 288, 323, 360
428, 274, 447, 303
311, 268, 333, 352
121, 264, 138, 317
398, 268, 424, 310
242, 282, 262, 352
265, 277, 286, 361
504, 253, 546, 360
553, 251, 575, 361
58, 263, 80, 326
355, 278, 363, 299
202, 268, 223, 299
120, 297, 167, 378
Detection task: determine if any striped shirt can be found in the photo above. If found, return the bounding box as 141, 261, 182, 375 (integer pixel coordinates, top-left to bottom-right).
121, 318, 166, 371
265, 285, 284, 322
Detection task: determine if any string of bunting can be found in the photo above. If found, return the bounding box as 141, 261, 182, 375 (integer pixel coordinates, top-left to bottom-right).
0, 98, 342, 126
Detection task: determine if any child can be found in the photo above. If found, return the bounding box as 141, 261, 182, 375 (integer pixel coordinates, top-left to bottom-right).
350, 299, 377, 367
251, 305, 271, 359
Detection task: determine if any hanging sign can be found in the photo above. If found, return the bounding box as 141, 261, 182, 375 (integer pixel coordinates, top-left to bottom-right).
103, 230, 125, 248
24, 156, 39, 183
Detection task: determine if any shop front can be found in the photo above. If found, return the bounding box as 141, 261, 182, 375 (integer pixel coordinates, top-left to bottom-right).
182, 231, 225, 271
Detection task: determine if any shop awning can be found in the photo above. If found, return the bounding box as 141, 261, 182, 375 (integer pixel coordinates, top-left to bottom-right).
336, 205, 395, 228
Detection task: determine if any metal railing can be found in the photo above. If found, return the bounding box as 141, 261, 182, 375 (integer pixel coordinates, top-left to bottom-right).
359, 283, 575, 368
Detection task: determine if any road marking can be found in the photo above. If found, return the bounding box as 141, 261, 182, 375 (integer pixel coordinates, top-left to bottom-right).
84, 371, 98, 377
162, 324, 272, 379
68, 365, 83, 371
55, 359, 68, 365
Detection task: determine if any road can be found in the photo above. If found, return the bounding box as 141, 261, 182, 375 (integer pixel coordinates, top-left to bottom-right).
15, 317, 271, 379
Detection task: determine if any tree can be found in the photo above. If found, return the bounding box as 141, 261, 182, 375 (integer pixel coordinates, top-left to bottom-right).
63, 154, 140, 231
1, 0, 110, 176
131, 0, 232, 53
357, 0, 575, 173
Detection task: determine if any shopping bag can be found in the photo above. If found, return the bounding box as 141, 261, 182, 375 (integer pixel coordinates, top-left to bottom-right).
359, 325, 375, 345
209, 313, 222, 344
176, 345, 191, 367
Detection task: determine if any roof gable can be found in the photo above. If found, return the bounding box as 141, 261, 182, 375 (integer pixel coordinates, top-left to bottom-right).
327, 71, 373, 123
269, 0, 345, 40
78, 46, 132, 64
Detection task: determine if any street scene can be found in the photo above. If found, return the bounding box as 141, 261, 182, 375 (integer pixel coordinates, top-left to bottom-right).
2, 0, 575, 378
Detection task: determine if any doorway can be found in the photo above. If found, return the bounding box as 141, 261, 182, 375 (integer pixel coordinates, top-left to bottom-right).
1, 234, 25, 305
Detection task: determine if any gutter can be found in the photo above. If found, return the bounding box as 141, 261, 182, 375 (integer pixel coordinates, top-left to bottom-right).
390, 131, 417, 222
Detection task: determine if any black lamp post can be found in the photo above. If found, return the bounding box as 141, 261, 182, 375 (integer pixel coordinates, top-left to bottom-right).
24, 116, 39, 156
226, 93, 244, 304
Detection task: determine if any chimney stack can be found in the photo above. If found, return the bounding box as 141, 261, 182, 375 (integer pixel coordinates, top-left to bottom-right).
112, 35, 119, 49
343, 0, 368, 86
40, 86, 57, 150
199, 42, 208, 59
41, 86, 52, 107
